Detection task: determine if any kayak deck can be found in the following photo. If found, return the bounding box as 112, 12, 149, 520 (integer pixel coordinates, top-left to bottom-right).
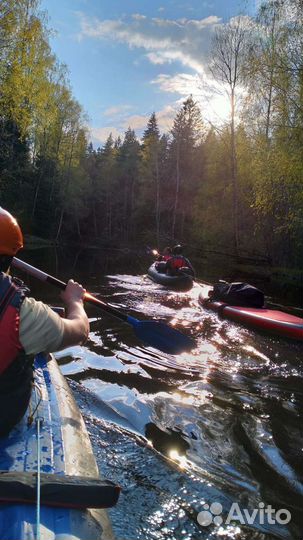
0, 354, 116, 540
199, 293, 303, 341
147, 263, 193, 291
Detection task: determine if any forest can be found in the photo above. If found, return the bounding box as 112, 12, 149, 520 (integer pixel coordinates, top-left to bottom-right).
0, 0, 302, 269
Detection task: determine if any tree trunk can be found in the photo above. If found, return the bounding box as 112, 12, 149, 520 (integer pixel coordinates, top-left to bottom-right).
32, 128, 49, 218
265, 70, 274, 142
106, 189, 112, 240
130, 177, 135, 241
231, 88, 239, 254
93, 201, 98, 237
124, 180, 128, 241
180, 210, 185, 239
172, 141, 180, 241
155, 156, 160, 247
55, 209, 64, 241
55, 132, 75, 240
31, 170, 43, 218
49, 124, 64, 203
76, 216, 81, 239
265, 9, 277, 142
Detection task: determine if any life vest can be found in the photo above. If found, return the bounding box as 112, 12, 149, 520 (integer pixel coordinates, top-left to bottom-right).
168, 255, 188, 271
0, 273, 34, 436
0, 273, 26, 376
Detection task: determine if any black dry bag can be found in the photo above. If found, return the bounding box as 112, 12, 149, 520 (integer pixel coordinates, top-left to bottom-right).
212, 282, 264, 308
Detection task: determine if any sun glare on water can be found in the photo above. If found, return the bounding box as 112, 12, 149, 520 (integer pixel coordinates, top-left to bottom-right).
169, 449, 188, 469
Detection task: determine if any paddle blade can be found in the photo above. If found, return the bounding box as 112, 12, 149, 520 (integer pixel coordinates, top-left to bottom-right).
131, 319, 195, 355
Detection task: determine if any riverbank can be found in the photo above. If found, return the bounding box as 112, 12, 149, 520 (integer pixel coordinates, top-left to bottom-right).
193, 254, 303, 307
22, 237, 303, 305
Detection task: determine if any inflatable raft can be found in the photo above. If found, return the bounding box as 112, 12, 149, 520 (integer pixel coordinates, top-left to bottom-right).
148, 263, 194, 291
0, 353, 119, 540
198, 292, 303, 341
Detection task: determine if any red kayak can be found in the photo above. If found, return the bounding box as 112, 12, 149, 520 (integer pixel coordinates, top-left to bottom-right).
198, 292, 303, 341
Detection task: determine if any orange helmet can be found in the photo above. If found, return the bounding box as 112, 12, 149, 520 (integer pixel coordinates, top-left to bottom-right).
0, 208, 23, 256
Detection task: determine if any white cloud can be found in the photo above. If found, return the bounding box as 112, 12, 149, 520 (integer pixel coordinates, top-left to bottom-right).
152, 72, 233, 126
90, 126, 121, 145
146, 52, 167, 65
152, 73, 201, 96
132, 14, 147, 20
121, 114, 149, 131
103, 104, 133, 117
156, 104, 178, 131
89, 103, 179, 147
81, 11, 245, 142
146, 49, 203, 72
90, 90, 231, 148
121, 104, 177, 133
77, 12, 221, 73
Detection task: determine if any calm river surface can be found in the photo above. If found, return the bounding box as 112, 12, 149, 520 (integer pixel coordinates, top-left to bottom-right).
18, 247, 303, 540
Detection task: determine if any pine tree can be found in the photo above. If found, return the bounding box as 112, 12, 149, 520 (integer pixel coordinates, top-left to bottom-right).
169, 96, 204, 241
141, 113, 161, 245
117, 128, 141, 242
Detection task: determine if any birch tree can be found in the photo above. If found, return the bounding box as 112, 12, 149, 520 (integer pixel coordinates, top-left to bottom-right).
209, 16, 248, 253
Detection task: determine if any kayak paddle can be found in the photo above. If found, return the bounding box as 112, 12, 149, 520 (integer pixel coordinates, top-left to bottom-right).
12, 257, 195, 355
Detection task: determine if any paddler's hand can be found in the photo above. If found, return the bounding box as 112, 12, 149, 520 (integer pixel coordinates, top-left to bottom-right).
59, 280, 89, 349
61, 279, 86, 306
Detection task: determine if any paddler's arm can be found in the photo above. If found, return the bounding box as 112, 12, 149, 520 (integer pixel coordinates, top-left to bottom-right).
59, 279, 89, 349
19, 281, 89, 356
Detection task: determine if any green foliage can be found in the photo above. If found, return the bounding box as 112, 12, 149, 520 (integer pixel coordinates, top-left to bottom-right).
0, 0, 302, 270
0, 118, 32, 218
139, 113, 162, 244
169, 97, 205, 241
0, 0, 55, 139
193, 128, 233, 247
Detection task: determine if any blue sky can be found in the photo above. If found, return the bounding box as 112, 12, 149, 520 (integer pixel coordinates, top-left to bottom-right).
41, 0, 257, 146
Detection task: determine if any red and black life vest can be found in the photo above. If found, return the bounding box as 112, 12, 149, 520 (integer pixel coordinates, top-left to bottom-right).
167, 255, 188, 271
0, 273, 26, 375
0, 273, 33, 436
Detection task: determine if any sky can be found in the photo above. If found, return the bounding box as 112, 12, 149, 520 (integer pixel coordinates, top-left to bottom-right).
40, 0, 258, 147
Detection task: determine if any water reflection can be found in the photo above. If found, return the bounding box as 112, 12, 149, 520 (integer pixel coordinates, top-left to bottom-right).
18, 248, 303, 540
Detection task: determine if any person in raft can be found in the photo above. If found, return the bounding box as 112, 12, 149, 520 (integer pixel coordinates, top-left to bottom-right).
155, 246, 172, 273
157, 246, 172, 262
0, 207, 89, 436
165, 244, 195, 276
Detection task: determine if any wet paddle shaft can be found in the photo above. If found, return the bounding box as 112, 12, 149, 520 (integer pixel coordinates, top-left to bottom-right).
12, 258, 195, 355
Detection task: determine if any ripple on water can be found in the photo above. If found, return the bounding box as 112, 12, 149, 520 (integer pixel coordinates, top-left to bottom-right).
59, 271, 303, 540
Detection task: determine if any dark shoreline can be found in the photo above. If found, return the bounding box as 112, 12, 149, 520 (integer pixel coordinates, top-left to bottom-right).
23, 238, 303, 307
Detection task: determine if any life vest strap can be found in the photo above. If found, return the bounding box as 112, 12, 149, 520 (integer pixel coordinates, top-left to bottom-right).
0, 282, 17, 322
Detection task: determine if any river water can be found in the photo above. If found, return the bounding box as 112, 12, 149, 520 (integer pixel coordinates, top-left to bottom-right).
18, 247, 303, 540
